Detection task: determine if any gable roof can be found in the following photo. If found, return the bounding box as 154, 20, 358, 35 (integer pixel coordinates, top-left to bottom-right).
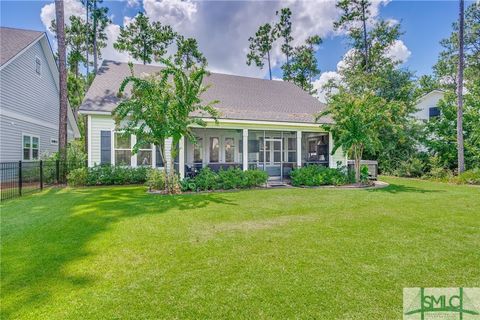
0, 27, 44, 67
79, 60, 332, 124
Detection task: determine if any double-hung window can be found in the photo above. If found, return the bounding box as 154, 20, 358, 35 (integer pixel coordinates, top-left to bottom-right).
114, 132, 132, 166
194, 137, 203, 164
137, 142, 152, 166
23, 135, 39, 161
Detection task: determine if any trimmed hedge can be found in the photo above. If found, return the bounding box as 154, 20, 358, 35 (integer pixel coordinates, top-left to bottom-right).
180, 167, 268, 192
290, 165, 356, 186
67, 165, 148, 186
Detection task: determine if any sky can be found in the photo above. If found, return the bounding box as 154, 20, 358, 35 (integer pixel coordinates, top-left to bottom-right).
1, 0, 474, 99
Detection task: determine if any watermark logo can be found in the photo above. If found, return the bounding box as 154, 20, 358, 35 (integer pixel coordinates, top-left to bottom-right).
404, 288, 480, 319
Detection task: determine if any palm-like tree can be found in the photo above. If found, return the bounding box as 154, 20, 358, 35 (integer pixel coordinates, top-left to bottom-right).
55, 0, 68, 170
457, 0, 465, 173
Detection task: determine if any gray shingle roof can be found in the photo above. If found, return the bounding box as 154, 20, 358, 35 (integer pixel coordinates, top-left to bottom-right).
80, 60, 332, 124
0, 27, 44, 66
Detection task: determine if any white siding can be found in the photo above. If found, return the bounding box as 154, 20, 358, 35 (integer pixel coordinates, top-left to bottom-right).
89, 115, 115, 166
413, 91, 444, 121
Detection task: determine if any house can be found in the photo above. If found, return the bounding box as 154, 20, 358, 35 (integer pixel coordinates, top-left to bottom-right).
79, 60, 345, 181
0, 27, 80, 162
413, 90, 444, 122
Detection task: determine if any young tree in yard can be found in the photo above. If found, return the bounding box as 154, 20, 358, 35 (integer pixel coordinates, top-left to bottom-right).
275, 8, 294, 81
114, 12, 176, 65
246, 23, 276, 80
319, 91, 386, 183
55, 0, 68, 167
174, 35, 207, 69
457, 0, 465, 173
113, 59, 219, 193
288, 35, 322, 94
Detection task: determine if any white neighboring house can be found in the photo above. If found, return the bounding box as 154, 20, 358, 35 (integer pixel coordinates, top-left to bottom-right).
413, 90, 444, 122
79, 61, 346, 181
0, 27, 80, 163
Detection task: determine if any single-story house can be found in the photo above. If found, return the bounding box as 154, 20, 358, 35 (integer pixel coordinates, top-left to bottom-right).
0, 27, 80, 162
79, 60, 345, 181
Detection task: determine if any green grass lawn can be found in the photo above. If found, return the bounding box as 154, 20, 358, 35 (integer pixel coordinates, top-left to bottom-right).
1, 177, 479, 319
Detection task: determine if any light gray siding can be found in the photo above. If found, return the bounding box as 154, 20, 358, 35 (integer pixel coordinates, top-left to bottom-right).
0, 38, 75, 162
0, 115, 61, 162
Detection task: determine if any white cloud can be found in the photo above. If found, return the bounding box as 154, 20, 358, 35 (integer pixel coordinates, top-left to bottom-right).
313, 71, 341, 103
127, 0, 140, 8
143, 0, 197, 28
386, 39, 411, 63
40, 0, 85, 33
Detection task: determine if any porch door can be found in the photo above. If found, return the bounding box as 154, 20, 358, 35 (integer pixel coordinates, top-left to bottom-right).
264, 138, 282, 180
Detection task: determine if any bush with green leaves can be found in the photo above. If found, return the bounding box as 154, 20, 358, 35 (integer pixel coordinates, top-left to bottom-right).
290, 165, 354, 187
145, 169, 166, 191
182, 167, 268, 192
67, 165, 148, 186
394, 158, 425, 178
454, 168, 480, 185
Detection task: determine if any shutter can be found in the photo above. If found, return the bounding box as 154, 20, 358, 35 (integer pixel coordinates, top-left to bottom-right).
100, 131, 111, 165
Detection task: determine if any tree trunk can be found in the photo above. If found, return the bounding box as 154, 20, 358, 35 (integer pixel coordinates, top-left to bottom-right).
85, 0, 89, 77
457, 0, 465, 173
93, 0, 98, 74
361, 2, 369, 71
267, 50, 272, 80
55, 0, 68, 171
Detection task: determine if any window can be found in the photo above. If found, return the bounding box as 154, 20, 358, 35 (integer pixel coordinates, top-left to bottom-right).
23, 135, 39, 160
114, 132, 131, 165
209, 137, 219, 163
35, 57, 41, 75
224, 138, 235, 163
429, 107, 440, 119
137, 142, 152, 166
193, 138, 203, 163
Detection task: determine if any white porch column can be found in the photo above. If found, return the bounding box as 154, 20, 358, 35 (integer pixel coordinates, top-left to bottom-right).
296, 130, 302, 168
242, 129, 248, 171
151, 144, 156, 168
179, 136, 185, 179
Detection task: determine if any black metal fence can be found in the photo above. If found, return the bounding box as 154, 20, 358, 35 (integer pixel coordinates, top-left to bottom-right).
0, 160, 85, 201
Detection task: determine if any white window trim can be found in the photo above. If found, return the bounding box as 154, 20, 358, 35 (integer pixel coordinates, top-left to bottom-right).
113, 131, 133, 167
22, 133, 40, 161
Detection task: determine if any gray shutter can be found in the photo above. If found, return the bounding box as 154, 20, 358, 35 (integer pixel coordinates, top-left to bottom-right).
100, 131, 111, 165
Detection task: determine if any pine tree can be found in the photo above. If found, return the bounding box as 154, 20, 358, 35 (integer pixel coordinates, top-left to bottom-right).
246, 23, 276, 80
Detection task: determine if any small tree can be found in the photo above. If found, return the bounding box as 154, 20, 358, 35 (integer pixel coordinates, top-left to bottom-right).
113, 59, 219, 193
246, 23, 276, 80
114, 12, 175, 65
318, 91, 386, 183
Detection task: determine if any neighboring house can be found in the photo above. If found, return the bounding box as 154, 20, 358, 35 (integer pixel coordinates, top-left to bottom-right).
0, 27, 80, 162
79, 60, 345, 181
413, 90, 444, 122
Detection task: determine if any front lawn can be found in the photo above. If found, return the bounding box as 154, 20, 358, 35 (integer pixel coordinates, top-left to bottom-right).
1, 177, 479, 319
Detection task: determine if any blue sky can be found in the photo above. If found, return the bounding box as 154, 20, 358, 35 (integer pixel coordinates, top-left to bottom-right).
1, 0, 472, 83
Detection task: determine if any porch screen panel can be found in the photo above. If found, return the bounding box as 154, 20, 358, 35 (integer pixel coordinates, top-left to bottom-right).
209, 137, 219, 163
224, 138, 235, 163
100, 131, 111, 164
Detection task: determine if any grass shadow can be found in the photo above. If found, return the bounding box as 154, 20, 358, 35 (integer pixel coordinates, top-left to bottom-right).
367, 183, 445, 194
0, 186, 236, 319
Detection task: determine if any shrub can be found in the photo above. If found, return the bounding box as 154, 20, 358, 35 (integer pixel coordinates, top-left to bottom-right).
181, 168, 268, 192
194, 167, 219, 191
395, 158, 425, 178
290, 165, 352, 187
145, 169, 166, 191
68, 165, 148, 186
454, 168, 480, 185
67, 167, 88, 186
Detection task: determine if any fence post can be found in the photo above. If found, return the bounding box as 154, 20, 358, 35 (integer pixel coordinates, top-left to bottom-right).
18, 160, 22, 196
40, 160, 44, 190
56, 159, 60, 184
